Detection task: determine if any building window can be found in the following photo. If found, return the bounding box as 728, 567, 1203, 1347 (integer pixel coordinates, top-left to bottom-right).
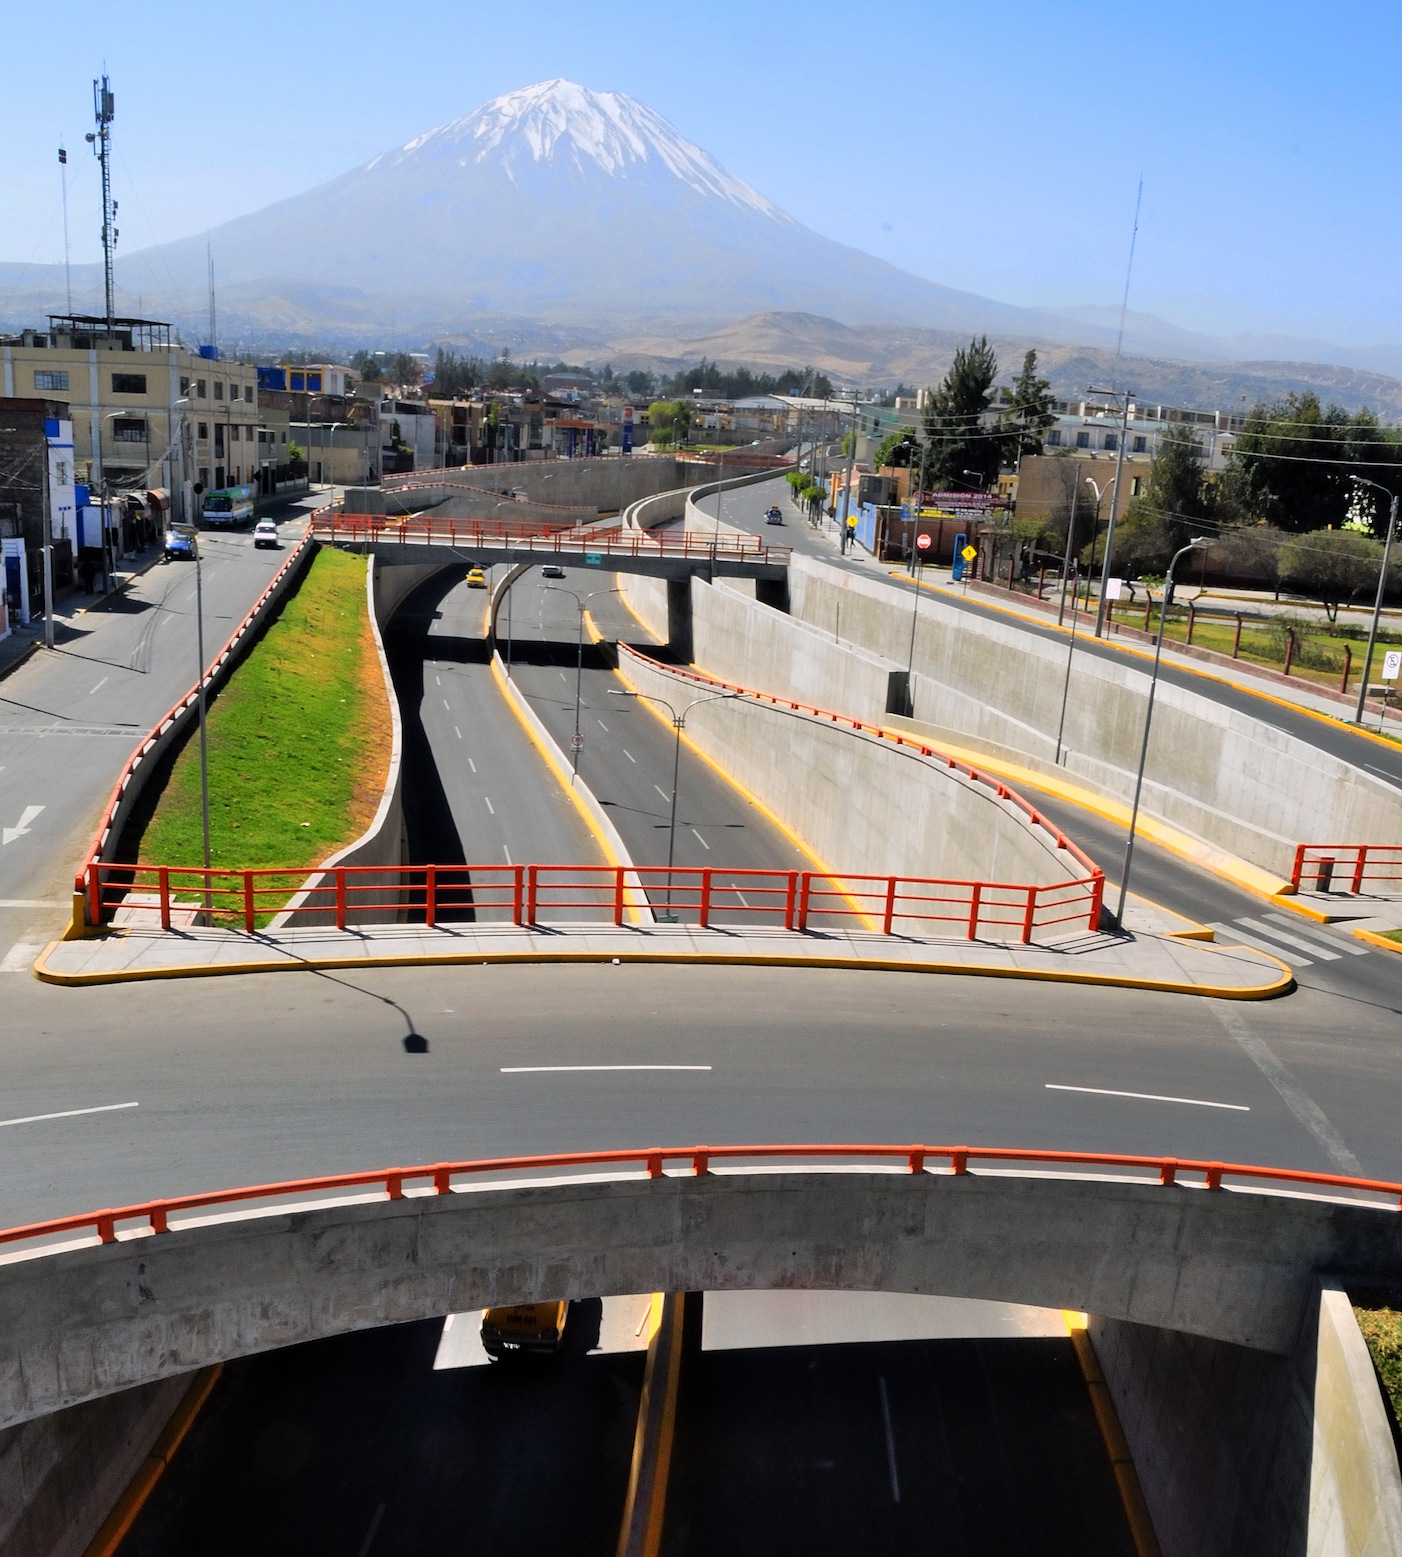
35, 370, 70, 392
180, 377, 190, 396
198, 467, 209, 490
197, 422, 208, 440
111, 372, 147, 395
244, 385, 253, 403
1046, 429, 1061, 447
112, 417, 147, 443
1130, 476, 1144, 497
1132, 435, 1147, 453
196, 379, 207, 398
1075, 430, 1090, 449
1104, 432, 1118, 452
214, 381, 224, 400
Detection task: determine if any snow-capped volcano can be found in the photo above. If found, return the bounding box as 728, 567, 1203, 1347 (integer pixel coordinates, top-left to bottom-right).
371, 79, 784, 220
91, 78, 1072, 338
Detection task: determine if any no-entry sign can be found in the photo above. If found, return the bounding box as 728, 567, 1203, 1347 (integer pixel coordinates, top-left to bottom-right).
916, 533, 932, 551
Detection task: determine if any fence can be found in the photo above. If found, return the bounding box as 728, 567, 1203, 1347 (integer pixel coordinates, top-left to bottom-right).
4, 1141, 1400, 1257
83, 861, 1103, 941
1291, 844, 1402, 895
310, 514, 789, 564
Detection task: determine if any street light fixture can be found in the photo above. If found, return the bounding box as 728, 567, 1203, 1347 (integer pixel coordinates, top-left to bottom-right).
543, 584, 622, 780
1086, 385, 1135, 639
609, 687, 740, 917
1349, 476, 1400, 725
1113, 537, 1211, 927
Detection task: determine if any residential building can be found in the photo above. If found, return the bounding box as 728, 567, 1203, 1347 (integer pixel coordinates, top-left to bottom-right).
0, 316, 261, 522
380, 398, 442, 472
0, 397, 78, 615
1042, 399, 1247, 470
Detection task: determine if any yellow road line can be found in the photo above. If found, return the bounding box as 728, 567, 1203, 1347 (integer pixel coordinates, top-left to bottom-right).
616, 1292, 684, 1557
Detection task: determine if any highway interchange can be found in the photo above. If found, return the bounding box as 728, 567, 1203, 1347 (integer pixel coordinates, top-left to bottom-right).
2, 473, 1400, 1552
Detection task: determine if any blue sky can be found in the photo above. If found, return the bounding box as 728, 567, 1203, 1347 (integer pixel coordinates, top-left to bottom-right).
1, 0, 1396, 345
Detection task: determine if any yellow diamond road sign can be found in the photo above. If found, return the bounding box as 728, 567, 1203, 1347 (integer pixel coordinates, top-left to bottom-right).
961, 544, 978, 562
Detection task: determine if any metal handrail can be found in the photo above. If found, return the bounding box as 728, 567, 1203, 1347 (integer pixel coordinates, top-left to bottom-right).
1291, 843, 1402, 894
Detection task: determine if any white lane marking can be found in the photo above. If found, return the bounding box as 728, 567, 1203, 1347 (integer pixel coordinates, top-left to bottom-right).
597, 719, 608, 731
88, 675, 108, 695
435, 674, 442, 686
691, 828, 711, 850
483, 795, 495, 815
443, 697, 451, 711
559, 671, 568, 682
503, 845, 513, 864
0, 1100, 139, 1129
624, 749, 636, 763
454, 726, 462, 740
1208, 1001, 1362, 1176
1263, 912, 1369, 955
1207, 921, 1310, 967
1365, 764, 1401, 784
1237, 916, 1340, 960
468, 758, 477, 773
732, 889, 751, 908
1045, 1083, 1248, 1112
500, 1064, 713, 1074
0, 943, 43, 973
878, 1376, 901, 1504
654, 785, 670, 801
0, 899, 61, 908
2, 806, 44, 846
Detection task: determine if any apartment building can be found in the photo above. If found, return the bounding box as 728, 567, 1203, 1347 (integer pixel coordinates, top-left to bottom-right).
1042, 399, 1248, 469
0, 315, 259, 521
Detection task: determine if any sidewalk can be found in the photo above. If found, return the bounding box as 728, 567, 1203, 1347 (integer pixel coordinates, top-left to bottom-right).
34, 907, 1292, 998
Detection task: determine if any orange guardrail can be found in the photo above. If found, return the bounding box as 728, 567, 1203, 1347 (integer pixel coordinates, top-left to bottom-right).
83, 861, 1103, 940
310, 513, 790, 564
72, 515, 329, 901
618, 644, 1103, 884
1291, 844, 1402, 895
4, 1143, 1400, 1256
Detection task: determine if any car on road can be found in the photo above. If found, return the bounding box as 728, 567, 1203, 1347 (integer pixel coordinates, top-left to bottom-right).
466, 566, 488, 589
252, 519, 279, 549
764, 505, 785, 525
481, 1301, 569, 1358
163, 526, 199, 561
541, 564, 566, 579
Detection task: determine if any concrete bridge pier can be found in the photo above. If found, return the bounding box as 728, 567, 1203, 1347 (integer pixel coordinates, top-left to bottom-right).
666, 578, 693, 663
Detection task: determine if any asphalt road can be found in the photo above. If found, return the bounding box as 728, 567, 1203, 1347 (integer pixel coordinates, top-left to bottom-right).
721, 475, 1402, 791
0, 493, 324, 968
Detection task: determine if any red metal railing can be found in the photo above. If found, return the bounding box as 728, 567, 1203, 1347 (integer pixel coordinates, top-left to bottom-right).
73, 518, 327, 900
84, 862, 1103, 940
4, 1142, 1400, 1257
618, 644, 1103, 884
1291, 844, 1402, 895
310, 513, 790, 564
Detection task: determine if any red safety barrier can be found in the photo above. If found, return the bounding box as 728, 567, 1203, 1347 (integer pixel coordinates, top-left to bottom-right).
83, 861, 1104, 940
310, 514, 789, 565
1290, 844, 1402, 895
618, 644, 1103, 885
72, 518, 329, 902
3, 1142, 1400, 1257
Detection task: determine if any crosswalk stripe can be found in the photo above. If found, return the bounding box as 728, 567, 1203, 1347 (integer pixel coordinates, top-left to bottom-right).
1208, 922, 1310, 967
1236, 916, 1341, 961
1263, 912, 1370, 955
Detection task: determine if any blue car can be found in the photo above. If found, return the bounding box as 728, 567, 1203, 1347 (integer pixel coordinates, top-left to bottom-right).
163, 526, 199, 561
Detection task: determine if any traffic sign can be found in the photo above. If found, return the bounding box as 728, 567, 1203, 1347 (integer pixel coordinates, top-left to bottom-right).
569, 731, 585, 752
916, 533, 932, 551
961, 544, 978, 562
1384, 650, 1402, 681
585, 553, 603, 566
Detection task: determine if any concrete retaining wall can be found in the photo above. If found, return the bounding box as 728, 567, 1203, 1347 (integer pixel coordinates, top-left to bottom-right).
1090, 1283, 1402, 1557
5, 1171, 1402, 1431
616, 642, 1094, 903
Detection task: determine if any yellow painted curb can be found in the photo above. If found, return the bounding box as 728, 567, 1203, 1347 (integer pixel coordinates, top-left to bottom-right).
32, 935, 1294, 999
1354, 926, 1402, 955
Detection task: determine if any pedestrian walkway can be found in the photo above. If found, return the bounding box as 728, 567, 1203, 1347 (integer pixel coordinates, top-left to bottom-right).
34, 902, 1291, 997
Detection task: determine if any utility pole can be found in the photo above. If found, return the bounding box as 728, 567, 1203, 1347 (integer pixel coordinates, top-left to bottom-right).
58, 146, 72, 313
839, 387, 860, 539
1353, 484, 1399, 724
41, 426, 55, 649
86, 76, 117, 330
1089, 386, 1134, 638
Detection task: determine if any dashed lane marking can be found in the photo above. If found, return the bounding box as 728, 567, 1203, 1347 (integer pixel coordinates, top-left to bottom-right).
1046, 1083, 1249, 1111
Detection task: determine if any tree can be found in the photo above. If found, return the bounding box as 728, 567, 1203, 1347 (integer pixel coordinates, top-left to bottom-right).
1103, 424, 1216, 576
1000, 349, 1055, 459
357, 357, 382, 383
385, 352, 420, 387
1278, 529, 1399, 621
647, 400, 691, 445
873, 429, 920, 469
922, 336, 1007, 490
625, 369, 655, 398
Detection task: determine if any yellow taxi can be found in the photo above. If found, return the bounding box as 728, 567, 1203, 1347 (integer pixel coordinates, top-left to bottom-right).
466, 566, 488, 589
481, 1300, 569, 1358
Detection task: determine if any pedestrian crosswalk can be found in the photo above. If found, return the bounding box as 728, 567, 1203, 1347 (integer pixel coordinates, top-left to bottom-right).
1207, 912, 1371, 967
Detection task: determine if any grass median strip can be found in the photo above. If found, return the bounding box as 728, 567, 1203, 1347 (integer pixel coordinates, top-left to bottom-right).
137, 547, 391, 923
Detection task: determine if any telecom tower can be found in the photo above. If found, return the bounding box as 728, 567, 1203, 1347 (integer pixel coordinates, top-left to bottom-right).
85, 74, 117, 328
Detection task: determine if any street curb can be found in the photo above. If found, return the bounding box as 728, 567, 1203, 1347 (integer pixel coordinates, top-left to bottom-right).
0, 640, 39, 682
30, 936, 1295, 999
1354, 927, 1402, 956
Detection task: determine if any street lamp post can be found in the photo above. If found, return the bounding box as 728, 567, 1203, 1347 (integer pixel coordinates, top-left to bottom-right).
543, 584, 622, 780
1088, 386, 1135, 638
1053, 477, 1101, 765
194, 537, 212, 910
1113, 538, 1210, 926
1349, 477, 1400, 725
609, 687, 740, 917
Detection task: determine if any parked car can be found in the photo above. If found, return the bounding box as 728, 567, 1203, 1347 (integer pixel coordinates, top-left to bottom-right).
466, 566, 488, 589
764, 505, 785, 525
481, 1301, 569, 1359
541, 564, 566, 579
252, 519, 279, 549
163, 526, 199, 561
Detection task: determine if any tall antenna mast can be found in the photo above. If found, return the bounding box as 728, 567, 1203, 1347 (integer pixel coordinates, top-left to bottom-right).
58, 144, 72, 313
1111, 176, 1143, 389
86, 75, 117, 328
207, 245, 217, 353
